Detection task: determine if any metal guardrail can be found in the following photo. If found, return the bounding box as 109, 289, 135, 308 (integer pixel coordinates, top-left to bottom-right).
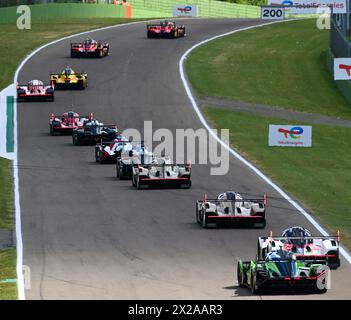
330, 13, 351, 57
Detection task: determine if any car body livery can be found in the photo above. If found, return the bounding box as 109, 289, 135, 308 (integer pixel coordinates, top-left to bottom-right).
17, 80, 54, 102
257, 226, 340, 269
49, 111, 94, 135
50, 66, 88, 90
131, 155, 191, 189
116, 142, 153, 179
71, 37, 109, 58
72, 119, 118, 145
95, 136, 130, 164
237, 251, 329, 294
147, 20, 186, 39
195, 191, 266, 228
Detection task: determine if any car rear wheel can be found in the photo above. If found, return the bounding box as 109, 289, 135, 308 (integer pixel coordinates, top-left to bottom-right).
251, 273, 260, 294
196, 203, 200, 224
73, 135, 79, 145
202, 210, 208, 228
237, 262, 245, 288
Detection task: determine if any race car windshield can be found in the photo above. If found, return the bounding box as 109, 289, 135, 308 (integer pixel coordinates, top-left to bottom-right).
283, 227, 312, 247
63, 67, 73, 76
84, 39, 93, 45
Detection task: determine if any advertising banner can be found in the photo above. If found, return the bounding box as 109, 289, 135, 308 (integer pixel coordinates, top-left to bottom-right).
267, 0, 346, 14
334, 58, 351, 80
172, 4, 198, 17
269, 125, 312, 147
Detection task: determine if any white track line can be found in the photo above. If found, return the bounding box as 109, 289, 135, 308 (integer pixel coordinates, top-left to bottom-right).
13, 19, 163, 301
178, 20, 351, 265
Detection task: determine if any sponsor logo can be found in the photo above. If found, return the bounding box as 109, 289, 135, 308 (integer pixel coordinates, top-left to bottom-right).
177, 5, 192, 13
339, 63, 351, 76
278, 126, 303, 139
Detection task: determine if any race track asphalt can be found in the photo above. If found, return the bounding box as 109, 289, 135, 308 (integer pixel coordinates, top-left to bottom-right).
17, 18, 351, 299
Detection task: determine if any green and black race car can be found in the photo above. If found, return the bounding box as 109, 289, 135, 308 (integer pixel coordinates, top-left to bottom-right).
237, 251, 329, 294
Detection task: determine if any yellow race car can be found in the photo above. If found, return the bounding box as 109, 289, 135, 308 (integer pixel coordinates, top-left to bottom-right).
50, 66, 88, 90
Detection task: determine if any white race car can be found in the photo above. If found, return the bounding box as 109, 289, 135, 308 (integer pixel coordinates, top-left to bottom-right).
196, 191, 266, 228
257, 226, 341, 269
131, 155, 191, 189
116, 142, 154, 179
17, 80, 54, 102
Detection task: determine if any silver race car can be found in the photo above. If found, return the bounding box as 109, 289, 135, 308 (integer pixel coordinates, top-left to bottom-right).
131, 155, 191, 189
196, 191, 266, 228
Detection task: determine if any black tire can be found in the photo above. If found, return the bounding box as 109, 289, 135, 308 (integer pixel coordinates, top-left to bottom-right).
50, 125, 54, 136
72, 134, 79, 145
201, 210, 208, 228
196, 202, 200, 224
95, 148, 99, 163
136, 176, 141, 189
147, 31, 152, 39
116, 162, 120, 178
237, 262, 245, 288
251, 272, 260, 294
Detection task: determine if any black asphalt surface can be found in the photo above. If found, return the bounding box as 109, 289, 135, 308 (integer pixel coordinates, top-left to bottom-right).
18, 18, 351, 299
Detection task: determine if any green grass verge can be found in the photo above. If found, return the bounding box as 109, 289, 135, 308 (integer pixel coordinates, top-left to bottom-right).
0, 17, 148, 300
186, 19, 351, 119
0, 18, 146, 90
203, 106, 351, 249
0, 158, 13, 230
0, 249, 17, 300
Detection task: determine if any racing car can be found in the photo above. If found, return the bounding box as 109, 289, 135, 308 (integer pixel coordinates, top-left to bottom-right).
72, 119, 118, 145
147, 20, 186, 39
131, 156, 191, 189
49, 111, 94, 135
71, 37, 109, 58
257, 226, 341, 269
17, 80, 54, 102
196, 191, 266, 228
237, 250, 329, 294
95, 136, 130, 164
50, 66, 88, 90
116, 142, 154, 179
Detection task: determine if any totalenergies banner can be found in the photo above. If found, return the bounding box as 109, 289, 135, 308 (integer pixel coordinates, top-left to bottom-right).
268, 125, 312, 147
173, 4, 198, 17
267, 0, 346, 14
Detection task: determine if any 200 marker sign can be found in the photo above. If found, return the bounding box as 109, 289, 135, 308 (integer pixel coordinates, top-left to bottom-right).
261, 6, 285, 20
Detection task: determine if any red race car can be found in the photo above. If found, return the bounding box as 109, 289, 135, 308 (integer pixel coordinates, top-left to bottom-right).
49, 111, 94, 135
70, 37, 109, 58
17, 80, 54, 102
147, 20, 186, 39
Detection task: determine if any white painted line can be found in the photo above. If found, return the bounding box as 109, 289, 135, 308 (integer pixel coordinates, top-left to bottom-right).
179, 20, 351, 265
12, 18, 165, 301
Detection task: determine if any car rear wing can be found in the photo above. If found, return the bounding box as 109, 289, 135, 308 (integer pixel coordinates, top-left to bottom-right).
96, 139, 129, 147
262, 236, 340, 245
50, 72, 87, 78
197, 193, 267, 205
50, 112, 94, 121
74, 124, 118, 130
133, 161, 191, 168
17, 83, 53, 89
263, 230, 341, 243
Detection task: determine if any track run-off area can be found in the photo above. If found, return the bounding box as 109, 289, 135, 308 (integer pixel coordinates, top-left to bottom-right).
16, 18, 351, 299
